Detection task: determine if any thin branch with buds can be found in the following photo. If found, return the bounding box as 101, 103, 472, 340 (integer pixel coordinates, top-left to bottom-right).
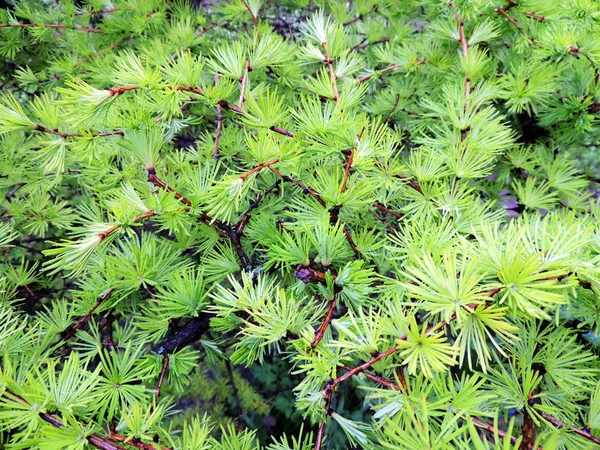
0, 23, 104, 33
74, 36, 131, 68
357, 63, 408, 83
350, 37, 390, 52
97, 210, 157, 241
343, 6, 378, 26
61, 277, 124, 342
74, 7, 121, 16
33, 124, 124, 138
267, 167, 326, 207
241, 0, 258, 28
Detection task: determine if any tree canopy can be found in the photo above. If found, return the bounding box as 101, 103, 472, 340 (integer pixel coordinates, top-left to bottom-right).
1, 0, 600, 449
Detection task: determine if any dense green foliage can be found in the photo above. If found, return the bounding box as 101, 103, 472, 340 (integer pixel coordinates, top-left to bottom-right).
1, 0, 600, 448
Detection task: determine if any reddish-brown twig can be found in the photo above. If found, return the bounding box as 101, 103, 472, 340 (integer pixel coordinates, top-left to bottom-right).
325, 344, 400, 394
383, 94, 401, 123
270, 125, 295, 137
539, 411, 600, 445
103, 84, 298, 138
471, 417, 518, 445
393, 174, 423, 194
322, 42, 339, 103
145, 169, 251, 268
314, 388, 333, 450
214, 74, 223, 160
342, 226, 360, 258
345, 366, 402, 391
241, 0, 258, 27
324, 289, 502, 396
340, 149, 354, 193
147, 169, 192, 206
374, 202, 403, 219
240, 158, 280, 182
346, 367, 519, 444
357, 63, 406, 83
107, 85, 139, 96
524, 12, 545, 22
312, 291, 339, 348
496, 8, 538, 45
2, 390, 127, 450
450, 3, 471, 99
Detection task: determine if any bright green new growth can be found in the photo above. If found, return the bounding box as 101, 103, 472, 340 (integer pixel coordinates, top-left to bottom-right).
1, 0, 600, 449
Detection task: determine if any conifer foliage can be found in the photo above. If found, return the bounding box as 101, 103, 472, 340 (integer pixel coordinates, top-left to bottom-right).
1, 0, 600, 448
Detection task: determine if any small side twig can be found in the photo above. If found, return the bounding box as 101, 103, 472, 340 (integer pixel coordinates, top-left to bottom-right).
61, 278, 123, 342
33, 124, 124, 138
343, 6, 377, 26
350, 37, 389, 52
357, 62, 413, 83
147, 169, 192, 207
322, 42, 339, 103
374, 202, 404, 219
226, 361, 243, 419
314, 388, 333, 450
383, 94, 401, 123
236, 179, 282, 235
74, 7, 120, 15
495, 7, 538, 45
155, 355, 169, 401
238, 60, 251, 107
268, 167, 326, 207
450, 3, 471, 100
340, 149, 354, 193
73, 36, 131, 68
